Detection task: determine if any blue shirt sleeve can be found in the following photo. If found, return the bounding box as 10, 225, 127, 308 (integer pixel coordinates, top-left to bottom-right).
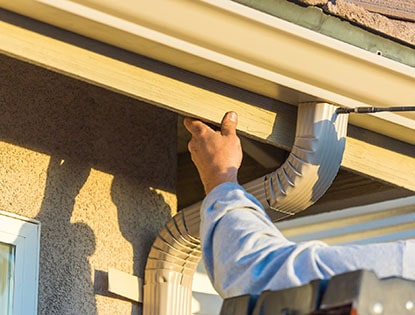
200, 183, 415, 298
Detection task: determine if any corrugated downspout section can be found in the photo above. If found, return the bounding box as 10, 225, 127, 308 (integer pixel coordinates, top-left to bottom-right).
245, 102, 349, 221
143, 203, 201, 315
144, 102, 348, 314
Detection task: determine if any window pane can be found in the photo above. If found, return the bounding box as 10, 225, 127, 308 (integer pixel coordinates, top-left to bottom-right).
0, 242, 15, 315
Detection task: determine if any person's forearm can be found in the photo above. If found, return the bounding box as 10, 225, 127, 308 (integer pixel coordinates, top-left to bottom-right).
200, 183, 415, 298
200, 182, 300, 297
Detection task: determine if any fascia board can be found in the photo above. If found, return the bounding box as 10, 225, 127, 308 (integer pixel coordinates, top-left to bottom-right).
0, 13, 414, 191
0, 0, 414, 144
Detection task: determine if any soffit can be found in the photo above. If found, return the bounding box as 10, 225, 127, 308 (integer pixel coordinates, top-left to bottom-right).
0, 0, 414, 146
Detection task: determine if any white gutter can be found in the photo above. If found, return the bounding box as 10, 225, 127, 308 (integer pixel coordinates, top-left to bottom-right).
1, 0, 414, 144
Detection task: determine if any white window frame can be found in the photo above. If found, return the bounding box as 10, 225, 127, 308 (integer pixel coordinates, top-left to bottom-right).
0, 210, 40, 315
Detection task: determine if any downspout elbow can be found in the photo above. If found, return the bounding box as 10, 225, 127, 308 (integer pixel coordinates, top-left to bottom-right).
245, 102, 349, 221
144, 102, 349, 314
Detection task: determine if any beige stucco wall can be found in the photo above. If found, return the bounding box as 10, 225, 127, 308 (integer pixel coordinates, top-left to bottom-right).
0, 54, 177, 314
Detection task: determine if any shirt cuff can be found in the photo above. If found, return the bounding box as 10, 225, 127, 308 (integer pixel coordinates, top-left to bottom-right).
201, 182, 265, 215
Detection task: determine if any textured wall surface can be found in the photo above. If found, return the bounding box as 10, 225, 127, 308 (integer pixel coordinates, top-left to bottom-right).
0, 54, 177, 314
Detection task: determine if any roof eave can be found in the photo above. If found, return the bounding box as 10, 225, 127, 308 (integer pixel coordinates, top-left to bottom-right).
1, 0, 414, 145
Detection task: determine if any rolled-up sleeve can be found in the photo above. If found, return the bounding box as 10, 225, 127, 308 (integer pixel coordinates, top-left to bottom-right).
200, 183, 415, 298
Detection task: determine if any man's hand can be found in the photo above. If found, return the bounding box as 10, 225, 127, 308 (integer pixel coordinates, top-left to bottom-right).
184, 112, 242, 194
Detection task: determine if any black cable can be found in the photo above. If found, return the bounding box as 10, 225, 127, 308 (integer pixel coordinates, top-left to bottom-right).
336, 106, 415, 114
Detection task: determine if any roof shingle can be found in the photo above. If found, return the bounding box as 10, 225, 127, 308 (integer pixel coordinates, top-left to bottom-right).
296, 0, 415, 46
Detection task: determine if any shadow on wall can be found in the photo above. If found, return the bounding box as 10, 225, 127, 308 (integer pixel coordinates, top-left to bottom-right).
0, 54, 176, 314
36, 157, 96, 314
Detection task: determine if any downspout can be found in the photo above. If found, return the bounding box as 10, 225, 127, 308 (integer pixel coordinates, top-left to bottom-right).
143, 102, 349, 314
245, 102, 349, 221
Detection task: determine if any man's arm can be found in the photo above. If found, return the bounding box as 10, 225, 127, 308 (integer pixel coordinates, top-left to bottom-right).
201, 182, 414, 298
184, 112, 415, 299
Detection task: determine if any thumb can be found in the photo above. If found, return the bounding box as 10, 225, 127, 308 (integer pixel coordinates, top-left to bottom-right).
221, 112, 238, 136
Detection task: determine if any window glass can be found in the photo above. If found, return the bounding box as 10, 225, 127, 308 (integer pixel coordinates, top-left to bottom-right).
0, 242, 15, 315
